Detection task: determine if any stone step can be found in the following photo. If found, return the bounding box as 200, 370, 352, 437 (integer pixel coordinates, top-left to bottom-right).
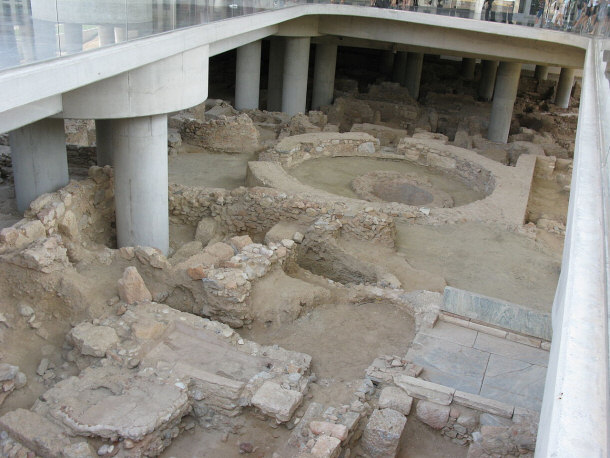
442, 286, 552, 341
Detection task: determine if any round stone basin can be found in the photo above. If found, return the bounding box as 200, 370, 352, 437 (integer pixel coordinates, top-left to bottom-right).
287, 157, 485, 207
353, 171, 454, 207
375, 182, 433, 205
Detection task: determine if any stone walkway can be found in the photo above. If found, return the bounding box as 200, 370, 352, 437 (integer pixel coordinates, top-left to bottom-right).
406, 321, 548, 411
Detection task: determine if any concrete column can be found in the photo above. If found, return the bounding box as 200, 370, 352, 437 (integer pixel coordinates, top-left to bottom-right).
63, 23, 82, 54
404, 52, 424, 100
113, 115, 169, 254
95, 120, 114, 167
488, 61, 521, 143
478, 60, 499, 101
267, 37, 285, 112
461, 57, 476, 80
235, 40, 262, 110
534, 65, 549, 81
0, 15, 20, 67
392, 52, 407, 84
381, 51, 395, 77
33, 19, 58, 60
311, 43, 338, 110
281, 37, 310, 116
114, 27, 127, 43
98, 25, 116, 46
555, 68, 575, 108
9, 118, 69, 213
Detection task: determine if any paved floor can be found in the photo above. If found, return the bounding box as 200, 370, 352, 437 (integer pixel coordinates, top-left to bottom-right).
406, 321, 548, 411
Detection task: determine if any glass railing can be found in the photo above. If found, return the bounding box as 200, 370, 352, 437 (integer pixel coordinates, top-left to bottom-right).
0, 0, 608, 72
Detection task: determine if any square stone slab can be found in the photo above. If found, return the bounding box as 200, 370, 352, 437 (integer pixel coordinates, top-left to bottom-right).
406, 334, 489, 394
479, 353, 547, 410
420, 321, 478, 347
474, 332, 549, 367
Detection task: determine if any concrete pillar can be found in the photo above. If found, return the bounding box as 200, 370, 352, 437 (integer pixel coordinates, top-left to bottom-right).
488, 61, 521, 143
478, 60, 499, 101
461, 57, 476, 80
33, 19, 58, 60
381, 51, 395, 77
9, 118, 69, 213
63, 23, 83, 54
113, 115, 169, 254
267, 37, 285, 112
235, 40, 262, 110
392, 52, 407, 84
404, 52, 424, 100
534, 65, 549, 81
95, 120, 114, 167
555, 68, 575, 108
281, 37, 310, 116
98, 25, 116, 47
311, 43, 338, 110
114, 27, 127, 43
0, 15, 20, 67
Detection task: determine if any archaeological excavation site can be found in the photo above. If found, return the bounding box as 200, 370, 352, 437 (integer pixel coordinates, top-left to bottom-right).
0, 44, 579, 458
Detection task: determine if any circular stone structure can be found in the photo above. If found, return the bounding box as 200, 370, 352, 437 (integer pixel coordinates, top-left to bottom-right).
351, 171, 454, 208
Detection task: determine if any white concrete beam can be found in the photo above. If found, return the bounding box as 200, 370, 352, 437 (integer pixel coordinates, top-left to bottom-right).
61, 45, 209, 118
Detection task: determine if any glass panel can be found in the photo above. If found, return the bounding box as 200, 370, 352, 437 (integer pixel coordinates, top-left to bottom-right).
0, 0, 608, 72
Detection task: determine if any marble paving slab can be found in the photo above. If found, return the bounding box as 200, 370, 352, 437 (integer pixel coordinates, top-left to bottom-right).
407, 321, 549, 411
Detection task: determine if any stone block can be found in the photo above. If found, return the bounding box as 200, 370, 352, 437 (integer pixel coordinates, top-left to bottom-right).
310, 435, 342, 458
117, 266, 152, 304
0, 409, 75, 457
415, 400, 450, 430
69, 322, 119, 357
309, 421, 348, 441
360, 408, 406, 458
230, 235, 253, 252
453, 391, 514, 419
393, 375, 455, 405
443, 287, 552, 341
204, 242, 235, 263
378, 387, 413, 415
251, 381, 303, 423
195, 217, 218, 246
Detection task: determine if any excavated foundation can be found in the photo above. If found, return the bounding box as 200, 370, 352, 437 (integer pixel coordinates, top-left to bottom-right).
0, 57, 576, 458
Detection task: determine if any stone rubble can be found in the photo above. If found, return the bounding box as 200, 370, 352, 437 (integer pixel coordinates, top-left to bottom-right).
0, 364, 26, 408
0, 302, 313, 456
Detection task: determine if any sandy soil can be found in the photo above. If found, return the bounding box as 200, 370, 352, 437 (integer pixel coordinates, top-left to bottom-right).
288, 157, 485, 207
161, 416, 293, 458
526, 175, 570, 225
169, 147, 256, 189
399, 419, 468, 458
395, 222, 561, 312
243, 299, 416, 402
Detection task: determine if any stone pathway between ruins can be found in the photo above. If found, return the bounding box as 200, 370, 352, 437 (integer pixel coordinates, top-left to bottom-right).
406, 321, 548, 411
